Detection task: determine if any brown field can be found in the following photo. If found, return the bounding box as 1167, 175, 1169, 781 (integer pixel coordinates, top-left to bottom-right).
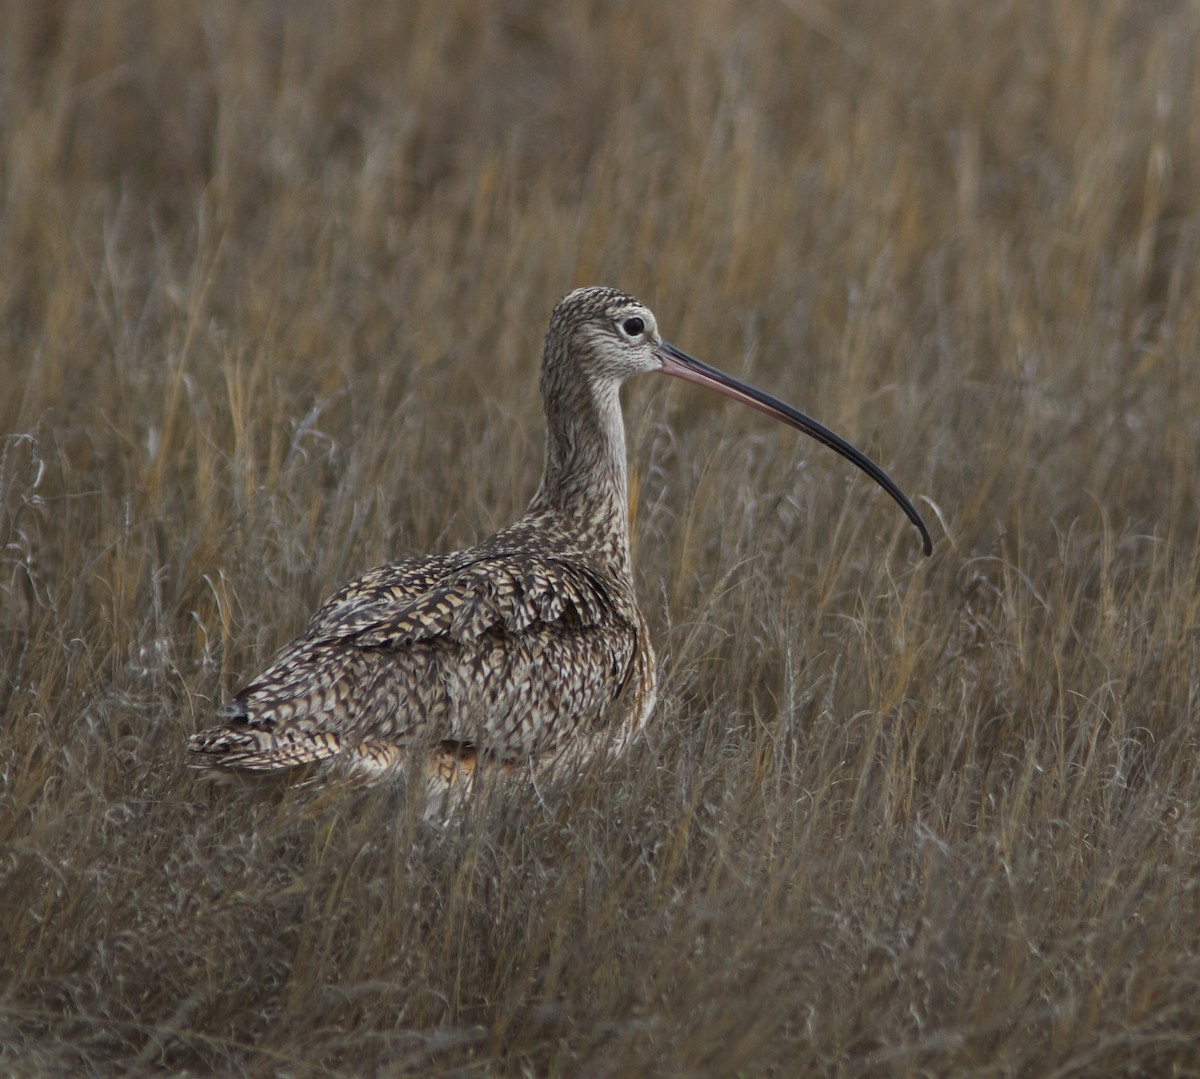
3, 1, 1200, 1075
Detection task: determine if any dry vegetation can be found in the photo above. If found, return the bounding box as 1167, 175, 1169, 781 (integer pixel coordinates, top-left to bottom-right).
2, 0, 1200, 1074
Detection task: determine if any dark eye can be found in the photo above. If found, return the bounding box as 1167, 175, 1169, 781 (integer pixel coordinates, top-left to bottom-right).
622, 316, 645, 337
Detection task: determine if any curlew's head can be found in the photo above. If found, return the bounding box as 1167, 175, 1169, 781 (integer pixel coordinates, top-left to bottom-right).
542, 286, 666, 389
543, 286, 933, 556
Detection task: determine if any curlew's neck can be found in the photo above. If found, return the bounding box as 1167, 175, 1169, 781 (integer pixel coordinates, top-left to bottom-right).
528, 374, 633, 578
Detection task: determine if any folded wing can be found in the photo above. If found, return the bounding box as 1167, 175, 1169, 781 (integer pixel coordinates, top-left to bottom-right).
187, 545, 641, 773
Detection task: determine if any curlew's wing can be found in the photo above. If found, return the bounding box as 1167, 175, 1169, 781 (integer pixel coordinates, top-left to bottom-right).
306, 551, 624, 647
188, 545, 641, 773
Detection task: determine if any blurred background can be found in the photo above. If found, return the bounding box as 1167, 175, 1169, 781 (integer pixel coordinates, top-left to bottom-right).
2, 2, 1199, 1074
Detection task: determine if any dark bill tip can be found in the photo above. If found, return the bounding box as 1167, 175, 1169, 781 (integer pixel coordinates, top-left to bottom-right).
657, 342, 933, 557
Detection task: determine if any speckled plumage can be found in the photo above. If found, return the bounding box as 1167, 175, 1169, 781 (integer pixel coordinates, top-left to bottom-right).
188, 286, 931, 800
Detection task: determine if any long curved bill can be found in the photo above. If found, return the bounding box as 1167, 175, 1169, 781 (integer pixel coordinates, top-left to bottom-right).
657, 341, 932, 557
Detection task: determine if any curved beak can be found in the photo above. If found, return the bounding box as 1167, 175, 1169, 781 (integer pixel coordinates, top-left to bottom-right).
657, 341, 932, 557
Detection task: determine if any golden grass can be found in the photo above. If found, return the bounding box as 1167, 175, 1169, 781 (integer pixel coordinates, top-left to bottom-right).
3, 0, 1200, 1073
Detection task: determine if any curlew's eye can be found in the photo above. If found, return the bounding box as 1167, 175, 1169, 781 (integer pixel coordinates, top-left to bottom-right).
621, 316, 645, 338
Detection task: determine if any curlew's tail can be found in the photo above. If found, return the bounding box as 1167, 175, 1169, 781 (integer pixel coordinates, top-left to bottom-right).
187, 723, 345, 772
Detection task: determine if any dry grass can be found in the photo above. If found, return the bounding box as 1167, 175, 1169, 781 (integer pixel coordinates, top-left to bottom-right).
3, 0, 1200, 1074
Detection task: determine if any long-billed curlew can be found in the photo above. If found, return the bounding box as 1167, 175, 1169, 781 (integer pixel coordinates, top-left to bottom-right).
188, 287, 931, 798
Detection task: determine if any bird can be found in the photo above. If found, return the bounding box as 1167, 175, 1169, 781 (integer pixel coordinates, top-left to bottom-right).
188, 286, 931, 803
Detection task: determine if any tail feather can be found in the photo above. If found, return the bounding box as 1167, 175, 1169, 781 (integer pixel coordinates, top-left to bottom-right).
187, 725, 342, 771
